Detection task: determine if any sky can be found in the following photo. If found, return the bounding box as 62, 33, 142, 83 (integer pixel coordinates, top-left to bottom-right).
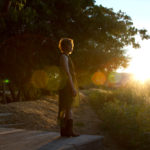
95, 0, 150, 77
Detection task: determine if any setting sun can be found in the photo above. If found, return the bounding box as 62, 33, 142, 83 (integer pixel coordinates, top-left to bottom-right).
126, 45, 150, 83
118, 39, 150, 83
133, 70, 150, 83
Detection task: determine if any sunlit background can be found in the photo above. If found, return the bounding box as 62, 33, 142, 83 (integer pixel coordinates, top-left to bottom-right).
96, 0, 150, 83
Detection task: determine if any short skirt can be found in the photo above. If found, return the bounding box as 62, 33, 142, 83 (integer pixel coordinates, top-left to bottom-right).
58, 80, 74, 110
57, 79, 80, 122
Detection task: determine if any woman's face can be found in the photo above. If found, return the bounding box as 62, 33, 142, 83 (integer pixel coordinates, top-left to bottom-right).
67, 43, 73, 54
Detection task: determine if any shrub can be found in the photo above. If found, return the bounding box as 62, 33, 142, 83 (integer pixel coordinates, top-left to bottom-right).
88, 83, 150, 149
98, 100, 150, 149
87, 89, 113, 113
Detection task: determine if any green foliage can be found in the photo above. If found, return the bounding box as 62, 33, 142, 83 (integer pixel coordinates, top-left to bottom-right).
87, 89, 113, 112
21, 82, 41, 100
0, 33, 57, 102
100, 100, 146, 149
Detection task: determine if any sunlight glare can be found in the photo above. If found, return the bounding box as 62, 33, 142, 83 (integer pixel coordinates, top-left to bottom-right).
127, 48, 150, 83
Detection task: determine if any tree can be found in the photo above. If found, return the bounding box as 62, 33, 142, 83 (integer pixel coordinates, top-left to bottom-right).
0, 0, 149, 101
0, 0, 11, 14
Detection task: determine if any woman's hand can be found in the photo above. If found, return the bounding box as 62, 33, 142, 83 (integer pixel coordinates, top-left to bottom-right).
71, 88, 77, 97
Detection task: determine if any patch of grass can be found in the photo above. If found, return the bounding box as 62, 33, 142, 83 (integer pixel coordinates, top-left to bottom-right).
88, 83, 150, 149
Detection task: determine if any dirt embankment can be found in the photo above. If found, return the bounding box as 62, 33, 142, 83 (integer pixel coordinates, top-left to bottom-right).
0, 92, 101, 135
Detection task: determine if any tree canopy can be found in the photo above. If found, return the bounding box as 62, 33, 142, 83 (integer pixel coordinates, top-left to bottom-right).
0, 0, 149, 101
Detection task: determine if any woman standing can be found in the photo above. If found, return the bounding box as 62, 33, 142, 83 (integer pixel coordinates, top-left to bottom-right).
58, 38, 80, 137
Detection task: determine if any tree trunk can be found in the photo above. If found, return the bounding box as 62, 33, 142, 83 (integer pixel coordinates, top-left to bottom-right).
2, 82, 7, 104
17, 88, 21, 102
8, 83, 16, 102
2, 0, 11, 13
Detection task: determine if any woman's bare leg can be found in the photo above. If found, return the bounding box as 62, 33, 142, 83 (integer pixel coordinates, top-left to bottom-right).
65, 108, 73, 119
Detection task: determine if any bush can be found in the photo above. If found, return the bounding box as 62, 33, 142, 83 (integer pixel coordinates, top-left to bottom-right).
88, 83, 150, 149
21, 83, 42, 101
99, 100, 150, 149
112, 84, 148, 105
86, 89, 113, 113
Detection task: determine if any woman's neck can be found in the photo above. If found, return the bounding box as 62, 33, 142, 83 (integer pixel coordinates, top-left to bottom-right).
63, 52, 69, 56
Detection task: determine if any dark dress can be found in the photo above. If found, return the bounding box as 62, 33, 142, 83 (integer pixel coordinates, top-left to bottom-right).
57, 53, 80, 122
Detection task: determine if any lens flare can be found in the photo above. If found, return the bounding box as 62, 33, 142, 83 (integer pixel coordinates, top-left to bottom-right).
44, 66, 65, 91
4, 79, 10, 84
92, 71, 106, 85
31, 66, 67, 91
108, 72, 121, 84
31, 70, 49, 89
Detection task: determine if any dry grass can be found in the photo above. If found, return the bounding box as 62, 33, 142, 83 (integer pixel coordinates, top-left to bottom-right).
0, 91, 101, 135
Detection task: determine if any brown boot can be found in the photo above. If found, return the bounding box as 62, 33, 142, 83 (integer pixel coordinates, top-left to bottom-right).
65, 119, 80, 137
60, 118, 67, 137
